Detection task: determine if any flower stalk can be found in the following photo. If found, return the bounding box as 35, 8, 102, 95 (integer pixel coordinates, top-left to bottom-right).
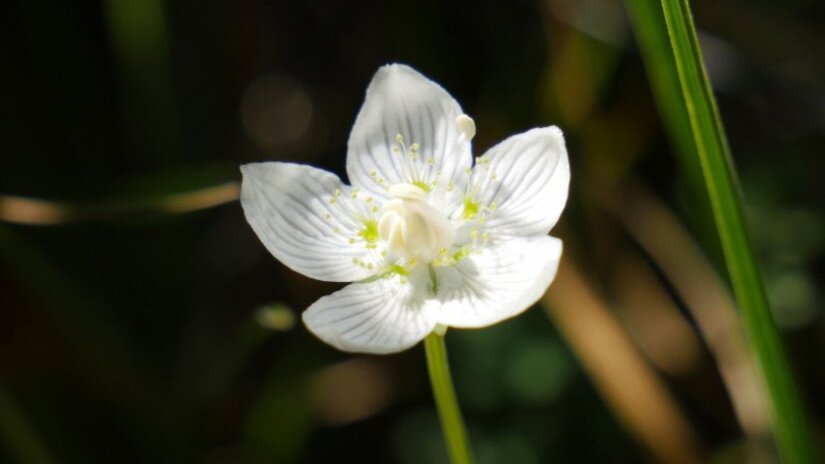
424, 332, 473, 464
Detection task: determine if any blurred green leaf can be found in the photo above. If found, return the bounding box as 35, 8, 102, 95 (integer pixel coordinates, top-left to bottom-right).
243, 375, 312, 464
0, 226, 192, 461
0, 383, 55, 464
505, 339, 574, 405
242, 348, 320, 464
103, 0, 180, 164
393, 409, 450, 464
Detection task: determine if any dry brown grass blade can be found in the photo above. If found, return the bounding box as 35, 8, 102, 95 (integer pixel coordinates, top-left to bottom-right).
542, 258, 705, 464
0, 182, 240, 225
613, 182, 770, 438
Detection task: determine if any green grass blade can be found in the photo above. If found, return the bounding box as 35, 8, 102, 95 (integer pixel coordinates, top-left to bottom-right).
631, 0, 819, 461
624, 0, 722, 262
625, 0, 695, 162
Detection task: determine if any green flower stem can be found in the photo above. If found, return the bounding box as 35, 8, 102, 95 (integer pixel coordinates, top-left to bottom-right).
424, 332, 473, 464
654, 0, 819, 461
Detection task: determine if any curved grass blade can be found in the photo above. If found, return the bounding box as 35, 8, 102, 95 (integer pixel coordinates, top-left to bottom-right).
633, 0, 820, 461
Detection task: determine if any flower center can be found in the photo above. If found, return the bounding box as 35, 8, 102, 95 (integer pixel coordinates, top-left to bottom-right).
378, 183, 454, 264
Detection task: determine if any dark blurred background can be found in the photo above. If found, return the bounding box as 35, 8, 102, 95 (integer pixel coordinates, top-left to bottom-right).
1, 0, 823, 462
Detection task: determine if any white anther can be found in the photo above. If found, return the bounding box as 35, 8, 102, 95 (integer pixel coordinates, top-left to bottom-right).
455, 114, 476, 140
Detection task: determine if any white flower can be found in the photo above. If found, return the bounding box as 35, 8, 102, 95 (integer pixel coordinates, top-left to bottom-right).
241, 64, 570, 354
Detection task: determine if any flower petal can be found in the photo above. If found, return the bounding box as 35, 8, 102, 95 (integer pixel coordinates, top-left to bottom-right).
303, 271, 436, 354
346, 64, 471, 206
430, 236, 563, 328
241, 162, 382, 282
468, 126, 569, 237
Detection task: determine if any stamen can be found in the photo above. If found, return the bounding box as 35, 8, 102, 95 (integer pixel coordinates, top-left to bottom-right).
430, 244, 473, 268
369, 170, 386, 187
462, 198, 480, 219
358, 219, 379, 243
456, 114, 476, 140
412, 180, 431, 192
392, 133, 424, 184
328, 188, 342, 205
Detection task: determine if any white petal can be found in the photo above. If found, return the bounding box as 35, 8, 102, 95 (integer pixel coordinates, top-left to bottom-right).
303, 271, 436, 354
430, 236, 563, 328
346, 64, 471, 207
468, 126, 569, 237
241, 162, 381, 282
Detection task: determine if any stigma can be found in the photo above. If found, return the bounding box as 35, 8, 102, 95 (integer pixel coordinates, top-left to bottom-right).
378, 183, 454, 264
